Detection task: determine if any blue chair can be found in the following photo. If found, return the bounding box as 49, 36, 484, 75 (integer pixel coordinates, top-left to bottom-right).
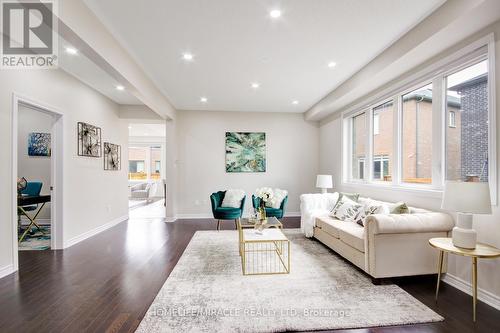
18, 181, 43, 233
252, 195, 288, 219
210, 191, 246, 230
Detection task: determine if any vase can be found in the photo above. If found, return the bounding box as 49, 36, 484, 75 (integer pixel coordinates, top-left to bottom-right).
259, 201, 266, 221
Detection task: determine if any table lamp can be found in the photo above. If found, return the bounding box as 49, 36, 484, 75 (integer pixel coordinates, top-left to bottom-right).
316, 175, 333, 194
441, 181, 491, 249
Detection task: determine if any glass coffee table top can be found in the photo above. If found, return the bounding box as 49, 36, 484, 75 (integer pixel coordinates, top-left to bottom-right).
238, 216, 282, 228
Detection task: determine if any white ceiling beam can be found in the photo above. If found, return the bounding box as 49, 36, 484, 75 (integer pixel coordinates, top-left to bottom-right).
56, 0, 176, 120
305, 0, 489, 121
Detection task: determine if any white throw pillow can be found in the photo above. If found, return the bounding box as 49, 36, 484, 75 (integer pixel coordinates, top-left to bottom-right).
266, 188, 288, 209
356, 198, 390, 226
221, 189, 245, 208
330, 196, 363, 222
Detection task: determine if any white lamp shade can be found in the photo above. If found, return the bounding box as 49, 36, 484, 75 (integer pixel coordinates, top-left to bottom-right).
316, 175, 333, 189
441, 181, 492, 214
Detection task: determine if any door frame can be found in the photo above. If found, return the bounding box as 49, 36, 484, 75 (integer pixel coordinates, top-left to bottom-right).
11, 93, 64, 270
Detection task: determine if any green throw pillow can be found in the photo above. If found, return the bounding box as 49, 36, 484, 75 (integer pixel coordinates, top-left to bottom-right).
391, 202, 410, 214
339, 192, 360, 202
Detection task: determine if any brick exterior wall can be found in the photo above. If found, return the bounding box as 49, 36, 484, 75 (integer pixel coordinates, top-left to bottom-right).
457, 78, 489, 181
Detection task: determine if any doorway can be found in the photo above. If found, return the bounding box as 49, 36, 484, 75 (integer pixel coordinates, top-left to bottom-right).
127, 123, 166, 220
11, 94, 63, 270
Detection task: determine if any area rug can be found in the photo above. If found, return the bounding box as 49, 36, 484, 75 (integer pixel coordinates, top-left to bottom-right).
18, 226, 50, 251
136, 230, 443, 332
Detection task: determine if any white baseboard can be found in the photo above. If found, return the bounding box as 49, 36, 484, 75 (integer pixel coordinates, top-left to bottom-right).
0, 264, 15, 279
63, 214, 128, 248
443, 273, 500, 311
172, 211, 300, 222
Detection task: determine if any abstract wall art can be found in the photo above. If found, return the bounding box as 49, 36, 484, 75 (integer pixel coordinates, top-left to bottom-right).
28, 132, 51, 157
225, 132, 266, 173
104, 142, 121, 170
77, 122, 101, 157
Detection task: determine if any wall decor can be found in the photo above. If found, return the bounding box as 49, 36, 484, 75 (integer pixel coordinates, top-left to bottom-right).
104, 142, 121, 170
28, 132, 51, 157
225, 132, 266, 172
77, 122, 102, 157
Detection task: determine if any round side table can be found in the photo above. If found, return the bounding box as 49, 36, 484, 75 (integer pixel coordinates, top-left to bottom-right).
429, 237, 500, 322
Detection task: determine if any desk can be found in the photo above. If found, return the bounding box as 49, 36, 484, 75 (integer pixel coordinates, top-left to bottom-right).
429, 237, 500, 322
18, 195, 51, 243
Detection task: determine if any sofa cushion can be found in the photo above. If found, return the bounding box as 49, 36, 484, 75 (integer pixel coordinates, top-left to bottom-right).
336, 223, 365, 252
316, 217, 365, 252
214, 207, 242, 219
316, 216, 342, 238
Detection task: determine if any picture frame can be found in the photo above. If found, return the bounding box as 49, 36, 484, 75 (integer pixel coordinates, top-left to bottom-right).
103, 142, 121, 170
225, 132, 266, 173
77, 122, 102, 157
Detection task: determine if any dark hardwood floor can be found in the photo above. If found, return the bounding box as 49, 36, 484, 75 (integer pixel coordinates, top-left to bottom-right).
0, 217, 499, 333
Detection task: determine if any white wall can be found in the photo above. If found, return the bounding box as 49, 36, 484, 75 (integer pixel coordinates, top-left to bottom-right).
17, 105, 53, 220
0, 68, 129, 276
319, 21, 500, 305
175, 110, 319, 217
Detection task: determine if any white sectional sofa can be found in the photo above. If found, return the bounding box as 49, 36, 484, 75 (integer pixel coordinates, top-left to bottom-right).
300, 192, 454, 280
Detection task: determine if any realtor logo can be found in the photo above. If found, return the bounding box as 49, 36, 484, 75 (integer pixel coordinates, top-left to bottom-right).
1, 0, 58, 68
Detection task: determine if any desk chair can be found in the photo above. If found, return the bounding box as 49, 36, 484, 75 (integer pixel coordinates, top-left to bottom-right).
18, 182, 44, 240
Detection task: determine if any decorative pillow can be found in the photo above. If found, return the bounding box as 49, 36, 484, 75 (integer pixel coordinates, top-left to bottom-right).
341, 192, 360, 202
266, 188, 288, 209
330, 196, 363, 222
391, 202, 410, 214
221, 189, 245, 208
356, 198, 390, 226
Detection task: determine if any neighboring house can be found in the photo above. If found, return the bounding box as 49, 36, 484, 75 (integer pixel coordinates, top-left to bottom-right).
351, 85, 484, 184
448, 73, 489, 182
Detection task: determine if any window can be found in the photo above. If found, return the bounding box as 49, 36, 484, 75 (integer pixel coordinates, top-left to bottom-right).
358, 158, 365, 180
343, 42, 494, 199
129, 161, 146, 179
372, 101, 394, 182
129, 145, 164, 180
402, 83, 433, 184
449, 111, 456, 128
373, 155, 389, 180
446, 60, 489, 182
373, 113, 380, 135
150, 147, 161, 180
351, 112, 366, 180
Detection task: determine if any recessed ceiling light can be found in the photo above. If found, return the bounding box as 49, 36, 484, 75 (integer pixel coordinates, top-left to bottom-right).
65, 47, 78, 55
116, 85, 125, 91
251, 82, 260, 89
200, 97, 208, 103
292, 100, 299, 105
328, 62, 337, 68
182, 53, 194, 61
269, 9, 281, 18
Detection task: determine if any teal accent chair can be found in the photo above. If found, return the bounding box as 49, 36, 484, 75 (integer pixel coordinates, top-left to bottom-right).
18, 181, 43, 229
210, 191, 246, 230
252, 195, 288, 219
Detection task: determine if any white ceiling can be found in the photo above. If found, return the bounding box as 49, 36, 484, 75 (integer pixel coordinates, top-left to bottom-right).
84, 0, 445, 113
58, 37, 143, 105
129, 123, 166, 137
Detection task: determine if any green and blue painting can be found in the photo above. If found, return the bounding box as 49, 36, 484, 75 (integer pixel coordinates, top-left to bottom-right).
225, 132, 266, 172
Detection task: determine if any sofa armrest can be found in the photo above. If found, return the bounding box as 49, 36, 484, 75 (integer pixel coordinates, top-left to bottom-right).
365, 213, 454, 235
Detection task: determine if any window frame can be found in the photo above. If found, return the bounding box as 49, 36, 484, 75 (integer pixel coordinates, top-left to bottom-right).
448, 111, 456, 128
341, 34, 496, 204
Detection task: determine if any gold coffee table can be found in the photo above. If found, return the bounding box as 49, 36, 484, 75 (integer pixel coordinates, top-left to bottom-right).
237, 217, 289, 275
429, 237, 500, 322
